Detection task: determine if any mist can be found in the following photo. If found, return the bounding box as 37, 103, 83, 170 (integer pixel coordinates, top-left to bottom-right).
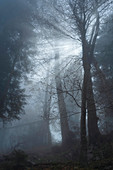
0, 0, 113, 169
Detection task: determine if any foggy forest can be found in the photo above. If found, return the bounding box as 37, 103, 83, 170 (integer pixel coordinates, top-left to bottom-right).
0, 0, 113, 169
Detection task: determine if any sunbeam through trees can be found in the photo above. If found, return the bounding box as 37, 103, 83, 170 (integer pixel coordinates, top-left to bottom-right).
0, 0, 113, 169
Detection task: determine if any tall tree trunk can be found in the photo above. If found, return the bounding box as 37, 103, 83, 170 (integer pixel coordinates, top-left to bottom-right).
80, 73, 87, 163
55, 52, 70, 146
43, 69, 51, 146
82, 40, 100, 145
86, 63, 100, 144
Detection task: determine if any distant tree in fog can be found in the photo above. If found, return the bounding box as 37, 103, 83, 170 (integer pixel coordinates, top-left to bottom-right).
0, 0, 37, 121
94, 13, 113, 132
54, 52, 70, 146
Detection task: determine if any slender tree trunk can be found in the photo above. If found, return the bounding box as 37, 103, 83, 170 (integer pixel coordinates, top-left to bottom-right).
43, 69, 51, 146
86, 63, 100, 144
82, 40, 100, 145
80, 73, 87, 163
55, 52, 70, 146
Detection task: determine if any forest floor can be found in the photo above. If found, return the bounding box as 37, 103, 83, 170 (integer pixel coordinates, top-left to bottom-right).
0, 144, 113, 170
0, 156, 113, 170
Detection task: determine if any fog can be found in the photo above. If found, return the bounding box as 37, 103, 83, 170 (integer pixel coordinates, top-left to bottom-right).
0, 0, 113, 169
